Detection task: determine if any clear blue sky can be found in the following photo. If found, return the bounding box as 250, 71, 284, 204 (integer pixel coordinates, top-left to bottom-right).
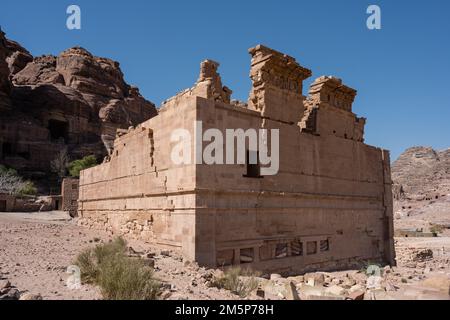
1, 0, 449, 161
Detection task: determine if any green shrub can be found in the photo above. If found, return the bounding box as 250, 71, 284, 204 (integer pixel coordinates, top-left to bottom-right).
68, 155, 98, 178
74, 237, 160, 300
430, 224, 445, 235
0, 165, 17, 176
98, 254, 160, 300
18, 181, 37, 196
360, 261, 384, 277
74, 248, 99, 284
210, 267, 259, 298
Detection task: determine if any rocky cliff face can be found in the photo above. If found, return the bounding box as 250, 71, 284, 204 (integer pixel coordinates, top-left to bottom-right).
0, 30, 158, 176
392, 147, 450, 200
0, 30, 12, 110
392, 147, 450, 231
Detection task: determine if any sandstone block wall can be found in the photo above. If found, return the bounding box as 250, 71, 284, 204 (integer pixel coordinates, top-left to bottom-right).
79, 96, 198, 258
61, 178, 79, 217
78, 45, 395, 274
0, 194, 15, 212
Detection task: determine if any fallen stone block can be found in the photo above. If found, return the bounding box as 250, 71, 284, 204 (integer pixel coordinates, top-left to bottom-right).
284, 282, 300, 301
19, 293, 43, 300
0, 280, 11, 290
348, 290, 365, 300
304, 273, 325, 286
325, 285, 347, 297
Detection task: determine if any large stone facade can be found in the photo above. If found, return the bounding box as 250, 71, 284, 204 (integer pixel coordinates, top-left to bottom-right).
78, 45, 395, 274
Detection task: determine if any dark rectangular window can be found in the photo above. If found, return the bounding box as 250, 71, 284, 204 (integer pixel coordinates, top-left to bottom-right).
216, 249, 234, 267
240, 248, 254, 264
18, 152, 30, 160
2, 142, 13, 158
244, 150, 261, 178
48, 119, 68, 142
320, 240, 330, 252
275, 243, 288, 259
0, 200, 7, 212
291, 240, 303, 256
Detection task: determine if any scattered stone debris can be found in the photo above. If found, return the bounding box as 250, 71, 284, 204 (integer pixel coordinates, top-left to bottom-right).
1, 211, 449, 300
19, 293, 43, 300
0, 278, 41, 301
413, 249, 434, 262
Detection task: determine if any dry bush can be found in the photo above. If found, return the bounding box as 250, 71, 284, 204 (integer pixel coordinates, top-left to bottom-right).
0, 165, 37, 196
430, 224, 445, 235
97, 254, 160, 300
74, 237, 160, 300
210, 267, 259, 298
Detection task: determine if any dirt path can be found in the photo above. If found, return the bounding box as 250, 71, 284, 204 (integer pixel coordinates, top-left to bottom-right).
0, 212, 105, 299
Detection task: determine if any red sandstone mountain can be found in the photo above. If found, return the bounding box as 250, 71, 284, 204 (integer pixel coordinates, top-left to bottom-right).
0, 29, 158, 176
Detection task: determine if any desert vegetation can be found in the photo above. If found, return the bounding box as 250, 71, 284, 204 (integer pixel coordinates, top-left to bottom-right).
51, 149, 98, 179
68, 155, 97, 178
209, 267, 260, 298
74, 237, 161, 300
0, 165, 37, 196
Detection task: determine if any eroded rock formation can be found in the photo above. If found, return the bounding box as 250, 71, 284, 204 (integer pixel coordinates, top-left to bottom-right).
0, 30, 158, 176
392, 147, 450, 200
0, 29, 12, 110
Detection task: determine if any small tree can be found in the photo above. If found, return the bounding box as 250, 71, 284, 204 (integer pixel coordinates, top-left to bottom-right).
19, 181, 38, 196
68, 155, 98, 178
0, 165, 37, 196
0, 167, 23, 195
51, 147, 69, 179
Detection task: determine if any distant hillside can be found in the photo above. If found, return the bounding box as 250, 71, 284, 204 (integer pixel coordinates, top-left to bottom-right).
392, 147, 450, 232
0, 28, 158, 176
392, 147, 450, 200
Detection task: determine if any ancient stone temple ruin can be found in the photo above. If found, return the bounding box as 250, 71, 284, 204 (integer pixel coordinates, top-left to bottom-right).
78, 45, 395, 273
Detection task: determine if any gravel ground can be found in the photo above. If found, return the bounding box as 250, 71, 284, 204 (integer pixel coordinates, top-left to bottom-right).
1, 211, 449, 300
0, 211, 237, 300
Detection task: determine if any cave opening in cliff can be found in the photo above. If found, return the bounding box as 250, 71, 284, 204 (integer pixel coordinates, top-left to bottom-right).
48, 120, 69, 142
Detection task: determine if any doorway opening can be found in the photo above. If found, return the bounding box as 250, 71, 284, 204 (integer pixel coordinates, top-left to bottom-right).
48, 120, 68, 142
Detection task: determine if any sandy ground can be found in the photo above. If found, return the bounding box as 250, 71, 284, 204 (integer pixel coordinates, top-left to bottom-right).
1, 211, 449, 300
0, 211, 236, 300
394, 195, 450, 235
0, 212, 104, 299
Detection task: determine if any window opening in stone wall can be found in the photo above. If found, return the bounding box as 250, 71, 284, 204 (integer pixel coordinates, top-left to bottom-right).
275, 243, 288, 259
291, 239, 303, 256
216, 249, 234, 267
240, 248, 254, 264
320, 239, 330, 252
